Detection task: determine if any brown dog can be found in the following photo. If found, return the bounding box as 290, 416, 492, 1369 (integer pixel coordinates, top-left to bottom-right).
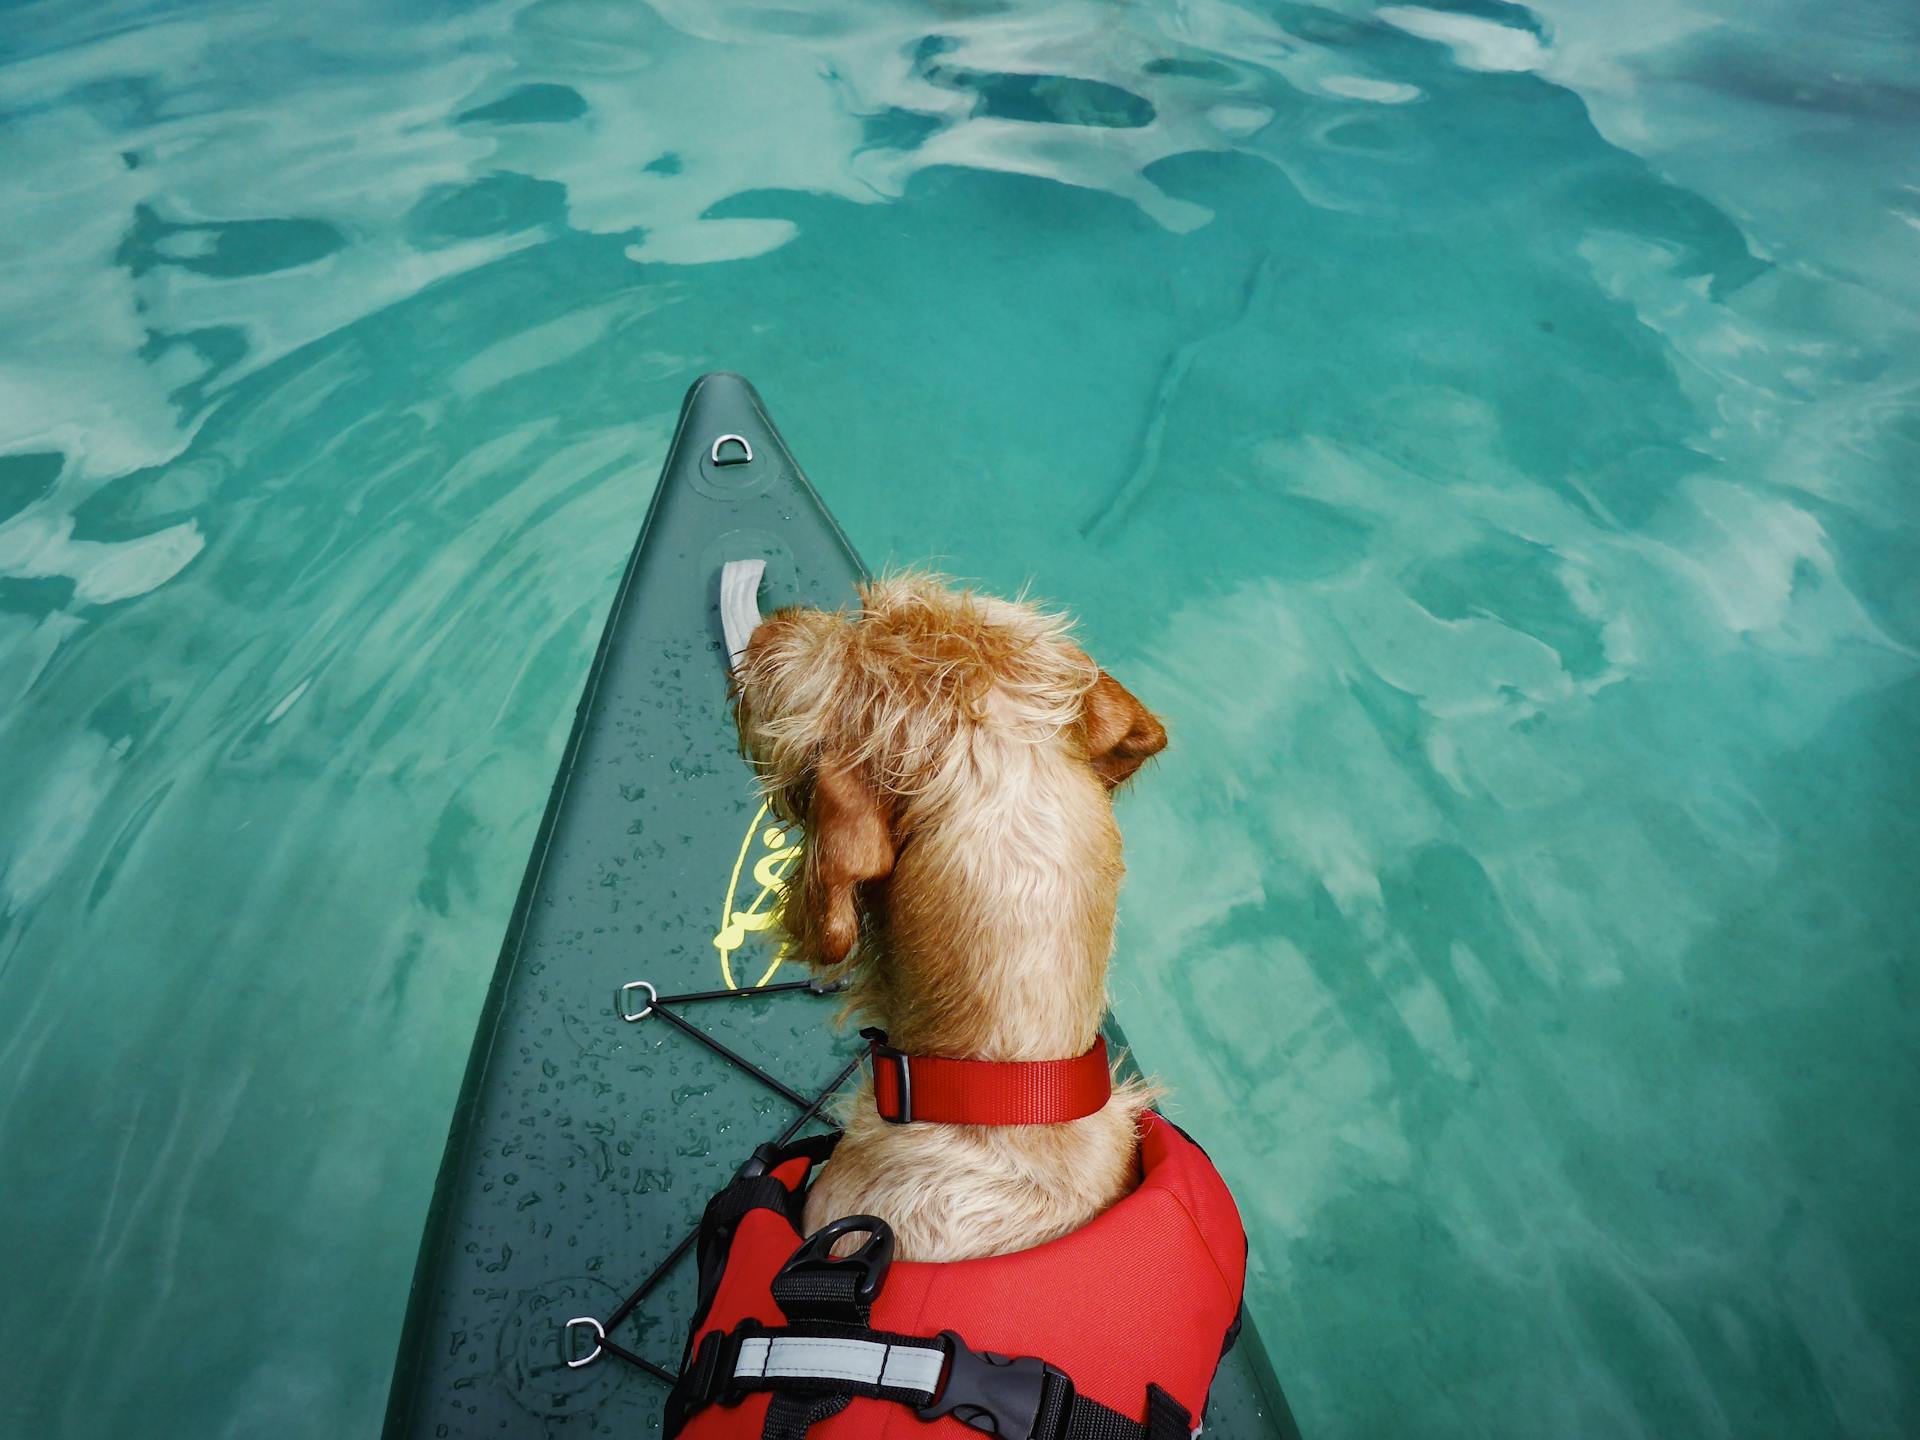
732, 573, 1168, 1262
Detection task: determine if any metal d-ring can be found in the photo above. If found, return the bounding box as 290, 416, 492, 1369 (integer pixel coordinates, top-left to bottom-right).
710, 433, 753, 466
563, 1315, 605, 1369
619, 980, 657, 1022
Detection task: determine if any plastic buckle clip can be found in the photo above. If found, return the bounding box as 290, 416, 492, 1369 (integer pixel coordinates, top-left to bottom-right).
776, 1214, 896, 1311
917, 1331, 1067, 1439
680, 1328, 747, 1409
732, 1141, 781, 1182
861, 1027, 913, 1123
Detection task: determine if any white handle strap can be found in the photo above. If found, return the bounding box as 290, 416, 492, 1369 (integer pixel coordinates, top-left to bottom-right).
720, 559, 767, 671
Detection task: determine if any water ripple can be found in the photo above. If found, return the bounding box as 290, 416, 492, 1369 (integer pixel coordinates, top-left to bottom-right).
2, 1, 1917, 1438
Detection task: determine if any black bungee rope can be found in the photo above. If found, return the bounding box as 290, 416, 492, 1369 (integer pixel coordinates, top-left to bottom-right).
563, 975, 860, 1383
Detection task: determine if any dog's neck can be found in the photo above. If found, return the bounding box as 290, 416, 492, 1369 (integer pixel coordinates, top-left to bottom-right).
860, 744, 1121, 1063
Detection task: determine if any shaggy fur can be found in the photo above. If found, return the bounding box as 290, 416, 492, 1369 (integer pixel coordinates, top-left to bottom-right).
732, 573, 1168, 1262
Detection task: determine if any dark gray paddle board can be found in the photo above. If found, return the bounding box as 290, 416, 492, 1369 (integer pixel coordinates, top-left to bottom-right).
383, 373, 1301, 1439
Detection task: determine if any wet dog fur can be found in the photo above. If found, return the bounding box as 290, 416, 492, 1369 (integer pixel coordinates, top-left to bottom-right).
732, 573, 1168, 1262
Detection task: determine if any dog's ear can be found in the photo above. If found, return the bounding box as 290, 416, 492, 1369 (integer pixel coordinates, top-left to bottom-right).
1082, 671, 1167, 789
795, 759, 895, 964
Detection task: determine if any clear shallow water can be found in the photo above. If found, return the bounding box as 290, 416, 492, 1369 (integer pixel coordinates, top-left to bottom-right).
1, 0, 1916, 1435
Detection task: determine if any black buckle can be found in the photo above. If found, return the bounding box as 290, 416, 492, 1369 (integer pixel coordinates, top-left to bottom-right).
917, 1330, 1069, 1439
673, 1327, 744, 1419
774, 1214, 896, 1315
732, 1141, 781, 1181
861, 1026, 913, 1123
709, 1328, 755, 1405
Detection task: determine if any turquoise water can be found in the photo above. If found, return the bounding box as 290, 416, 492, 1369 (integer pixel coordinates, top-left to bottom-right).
2, 0, 1917, 1435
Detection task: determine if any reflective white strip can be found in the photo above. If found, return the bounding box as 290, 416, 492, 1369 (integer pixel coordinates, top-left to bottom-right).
732, 1334, 944, 1395
880, 1345, 945, 1393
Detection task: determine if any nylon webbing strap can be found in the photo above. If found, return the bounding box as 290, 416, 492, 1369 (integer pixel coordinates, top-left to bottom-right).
683, 1322, 1195, 1440
762, 1392, 849, 1440
701, 1175, 794, 1232
1146, 1384, 1196, 1440
865, 1029, 1113, 1126
1049, 1382, 1193, 1440
768, 1263, 872, 1324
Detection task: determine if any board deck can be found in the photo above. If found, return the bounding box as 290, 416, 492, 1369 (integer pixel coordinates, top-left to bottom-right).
384, 373, 1302, 1438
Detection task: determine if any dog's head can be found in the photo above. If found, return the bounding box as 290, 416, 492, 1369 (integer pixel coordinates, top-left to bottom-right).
732, 573, 1166, 969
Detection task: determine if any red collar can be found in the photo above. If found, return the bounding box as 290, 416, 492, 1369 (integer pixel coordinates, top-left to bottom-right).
861, 1027, 1112, 1126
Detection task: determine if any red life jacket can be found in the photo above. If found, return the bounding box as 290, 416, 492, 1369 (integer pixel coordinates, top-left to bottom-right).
666, 1113, 1247, 1440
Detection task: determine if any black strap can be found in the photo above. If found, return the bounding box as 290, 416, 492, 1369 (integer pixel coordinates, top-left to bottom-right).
703, 1174, 798, 1231
1051, 1384, 1191, 1440
762, 1393, 851, 1440
675, 1319, 1192, 1440
1145, 1384, 1193, 1440
767, 1260, 873, 1324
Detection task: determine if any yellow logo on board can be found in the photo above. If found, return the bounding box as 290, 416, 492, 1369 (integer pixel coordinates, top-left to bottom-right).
712, 801, 802, 988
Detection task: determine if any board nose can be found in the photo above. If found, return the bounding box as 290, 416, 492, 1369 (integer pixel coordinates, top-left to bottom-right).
678, 371, 765, 441
668, 372, 791, 501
